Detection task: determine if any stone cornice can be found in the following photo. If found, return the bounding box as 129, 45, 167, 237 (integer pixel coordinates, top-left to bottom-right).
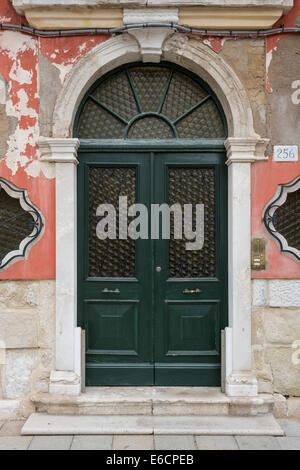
225, 137, 270, 165
11, 1, 294, 29
12, 1, 294, 15
38, 137, 80, 164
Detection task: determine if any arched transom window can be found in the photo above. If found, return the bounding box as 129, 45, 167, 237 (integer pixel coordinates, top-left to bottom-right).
75, 63, 227, 140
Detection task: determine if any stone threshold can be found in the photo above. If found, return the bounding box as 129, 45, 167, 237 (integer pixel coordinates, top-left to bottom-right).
31, 387, 274, 416
21, 413, 284, 436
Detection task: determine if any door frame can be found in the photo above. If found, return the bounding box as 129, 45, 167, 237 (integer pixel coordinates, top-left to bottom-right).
38, 32, 270, 397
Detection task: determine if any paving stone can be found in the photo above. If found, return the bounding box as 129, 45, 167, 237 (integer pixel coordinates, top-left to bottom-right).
276, 437, 300, 450
0, 420, 25, 436
113, 435, 154, 450
277, 419, 300, 437
71, 435, 113, 450
154, 435, 196, 450
0, 436, 32, 450
22, 413, 153, 434
235, 436, 281, 450
28, 435, 73, 450
195, 435, 239, 450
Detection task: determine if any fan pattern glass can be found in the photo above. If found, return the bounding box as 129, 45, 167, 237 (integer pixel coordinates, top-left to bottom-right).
76, 65, 225, 140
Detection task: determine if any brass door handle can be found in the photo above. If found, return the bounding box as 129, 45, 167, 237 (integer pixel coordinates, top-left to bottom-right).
102, 288, 120, 294
183, 288, 201, 294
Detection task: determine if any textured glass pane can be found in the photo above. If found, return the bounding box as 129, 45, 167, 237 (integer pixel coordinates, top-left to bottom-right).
77, 99, 125, 139
76, 65, 225, 140
273, 189, 300, 251
168, 168, 215, 278
162, 71, 208, 121
93, 71, 138, 121
176, 100, 225, 139
0, 189, 34, 263
89, 167, 136, 277
127, 117, 174, 139
129, 67, 170, 113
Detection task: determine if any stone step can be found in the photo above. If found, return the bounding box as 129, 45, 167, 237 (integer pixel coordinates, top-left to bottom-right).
31, 387, 274, 416
21, 413, 284, 436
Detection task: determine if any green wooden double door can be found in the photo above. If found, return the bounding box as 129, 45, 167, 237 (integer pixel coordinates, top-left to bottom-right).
78, 150, 228, 386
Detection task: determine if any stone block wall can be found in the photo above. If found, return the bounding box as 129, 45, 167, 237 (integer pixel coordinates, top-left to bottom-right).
252, 279, 300, 399
0, 280, 55, 417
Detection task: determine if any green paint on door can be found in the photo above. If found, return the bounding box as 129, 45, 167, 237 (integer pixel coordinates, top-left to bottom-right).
77, 149, 227, 386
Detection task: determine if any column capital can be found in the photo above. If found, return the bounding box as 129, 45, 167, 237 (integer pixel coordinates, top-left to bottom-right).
38, 137, 80, 164
225, 137, 269, 165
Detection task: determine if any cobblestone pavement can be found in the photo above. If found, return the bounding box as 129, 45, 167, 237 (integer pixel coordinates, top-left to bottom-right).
0, 419, 299, 450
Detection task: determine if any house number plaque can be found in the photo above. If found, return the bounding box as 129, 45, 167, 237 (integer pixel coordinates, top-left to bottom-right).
274, 146, 298, 162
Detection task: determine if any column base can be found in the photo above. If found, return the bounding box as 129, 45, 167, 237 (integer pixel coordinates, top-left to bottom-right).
226, 371, 258, 397
49, 370, 81, 396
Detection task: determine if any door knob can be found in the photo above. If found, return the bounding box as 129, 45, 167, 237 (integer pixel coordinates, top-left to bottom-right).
156, 266, 162, 272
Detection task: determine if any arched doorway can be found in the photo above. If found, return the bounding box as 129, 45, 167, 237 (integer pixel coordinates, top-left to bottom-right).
74, 62, 228, 386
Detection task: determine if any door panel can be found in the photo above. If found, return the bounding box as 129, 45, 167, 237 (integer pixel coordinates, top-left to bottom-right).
78, 153, 153, 385
78, 150, 227, 386
164, 301, 220, 356
153, 153, 227, 385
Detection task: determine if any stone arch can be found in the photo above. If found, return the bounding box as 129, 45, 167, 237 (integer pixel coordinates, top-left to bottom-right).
52, 33, 257, 139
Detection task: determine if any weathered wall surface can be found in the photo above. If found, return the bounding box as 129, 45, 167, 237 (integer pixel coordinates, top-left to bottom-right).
252, 279, 300, 413
0, 280, 55, 417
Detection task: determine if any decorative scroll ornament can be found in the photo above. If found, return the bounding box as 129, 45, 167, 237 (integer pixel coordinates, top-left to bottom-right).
0, 178, 44, 270
263, 176, 300, 261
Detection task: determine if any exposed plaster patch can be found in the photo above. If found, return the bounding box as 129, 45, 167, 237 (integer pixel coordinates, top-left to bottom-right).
266, 47, 276, 93
203, 38, 226, 54
9, 59, 33, 85
52, 62, 74, 84
0, 31, 37, 60
25, 158, 55, 179
0, 32, 39, 175
0, 76, 6, 105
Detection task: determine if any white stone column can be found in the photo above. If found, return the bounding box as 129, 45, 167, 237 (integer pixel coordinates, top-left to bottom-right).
225, 137, 268, 397
39, 137, 81, 396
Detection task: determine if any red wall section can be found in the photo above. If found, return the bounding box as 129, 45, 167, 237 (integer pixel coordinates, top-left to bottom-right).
0, 163, 55, 280
251, 155, 300, 279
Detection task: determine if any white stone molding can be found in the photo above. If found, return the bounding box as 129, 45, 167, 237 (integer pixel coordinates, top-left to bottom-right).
128, 28, 175, 62
225, 137, 269, 164
52, 33, 256, 138
224, 137, 270, 397
178, 7, 287, 30
47, 33, 270, 397
53, 34, 140, 138
124, 8, 178, 62
24, 7, 123, 30
39, 137, 81, 396
12, 1, 294, 16
123, 8, 179, 25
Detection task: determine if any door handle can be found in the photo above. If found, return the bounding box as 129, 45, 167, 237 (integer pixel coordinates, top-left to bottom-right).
183, 288, 201, 294
102, 288, 120, 294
